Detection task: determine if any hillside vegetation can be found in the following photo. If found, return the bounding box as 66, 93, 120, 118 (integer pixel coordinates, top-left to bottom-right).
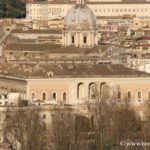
0, 0, 26, 19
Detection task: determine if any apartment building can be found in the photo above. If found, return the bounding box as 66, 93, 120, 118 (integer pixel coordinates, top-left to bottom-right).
26, 0, 150, 20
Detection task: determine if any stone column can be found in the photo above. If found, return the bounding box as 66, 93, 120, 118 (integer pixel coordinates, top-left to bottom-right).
62, 32, 65, 46
84, 82, 89, 100
88, 32, 91, 47
91, 33, 93, 47
67, 32, 70, 46
93, 32, 95, 45
90, 32, 92, 47
78, 32, 80, 47
75, 33, 78, 47
66, 33, 68, 46
80, 32, 82, 47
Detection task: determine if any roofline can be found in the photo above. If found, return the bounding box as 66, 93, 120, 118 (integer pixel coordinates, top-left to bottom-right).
0, 75, 150, 82
0, 74, 27, 82
26, 2, 150, 5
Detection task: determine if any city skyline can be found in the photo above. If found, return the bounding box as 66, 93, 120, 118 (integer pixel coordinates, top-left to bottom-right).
0, 0, 150, 149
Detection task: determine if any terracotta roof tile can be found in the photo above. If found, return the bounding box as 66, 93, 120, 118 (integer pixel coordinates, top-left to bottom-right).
0, 63, 149, 79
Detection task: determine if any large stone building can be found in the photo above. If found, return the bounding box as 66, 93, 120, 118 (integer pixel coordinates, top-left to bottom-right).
26, 0, 150, 20
1, 63, 150, 104
0, 0, 150, 120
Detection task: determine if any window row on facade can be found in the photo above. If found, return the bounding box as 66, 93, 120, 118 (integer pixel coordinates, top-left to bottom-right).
117, 91, 150, 102
71, 35, 87, 44
28, 8, 63, 13
28, 7, 150, 15
31, 91, 67, 101
77, 82, 150, 102
77, 82, 105, 99
96, 8, 150, 13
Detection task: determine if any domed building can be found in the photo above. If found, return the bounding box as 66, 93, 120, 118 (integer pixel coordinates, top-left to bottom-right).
63, 0, 98, 48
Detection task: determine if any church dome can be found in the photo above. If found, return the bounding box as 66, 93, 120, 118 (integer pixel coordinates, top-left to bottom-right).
64, 2, 96, 30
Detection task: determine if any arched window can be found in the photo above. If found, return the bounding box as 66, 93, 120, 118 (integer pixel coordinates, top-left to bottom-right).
42, 92, 47, 100
77, 83, 85, 99
72, 36, 75, 44
127, 91, 131, 102
4, 95, 8, 99
137, 91, 142, 102
89, 83, 96, 99
31, 92, 36, 100
118, 91, 121, 102
83, 36, 87, 44
100, 82, 107, 96
52, 92, 57, 100
63, 92, 67, 101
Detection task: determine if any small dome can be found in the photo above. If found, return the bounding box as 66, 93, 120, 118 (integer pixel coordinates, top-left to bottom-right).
64, 4, 96, 30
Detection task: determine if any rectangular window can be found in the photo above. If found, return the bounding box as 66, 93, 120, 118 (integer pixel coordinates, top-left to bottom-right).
127, 92, 131, 102
118, 91, 121, 102
43, 114, 46, 119
83, 36, 87, 44
72, 36, 74, 44
138, 91, 142, 102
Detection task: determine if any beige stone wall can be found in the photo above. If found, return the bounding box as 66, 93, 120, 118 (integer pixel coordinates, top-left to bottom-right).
0, 76, 27, 99
1, 76, 150, 120
26, 3, 150, 20
1, 76, 150, 106
115, 81, 150, 102
27, 79, 71, 102
25, 77, 150, 105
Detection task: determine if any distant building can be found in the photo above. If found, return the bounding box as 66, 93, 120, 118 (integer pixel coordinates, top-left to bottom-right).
126, 57, 150, 73
0, 0, 150, 121
26, 0, 150, 20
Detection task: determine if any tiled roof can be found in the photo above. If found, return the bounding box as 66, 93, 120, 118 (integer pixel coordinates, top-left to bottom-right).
5, 44, 62, 51
12, 29, 62, 34
0, 63, 149, 79
4, 44, 101, 54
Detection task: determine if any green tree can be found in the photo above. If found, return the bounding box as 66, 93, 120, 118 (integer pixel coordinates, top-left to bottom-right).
0, 0, 26, 18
